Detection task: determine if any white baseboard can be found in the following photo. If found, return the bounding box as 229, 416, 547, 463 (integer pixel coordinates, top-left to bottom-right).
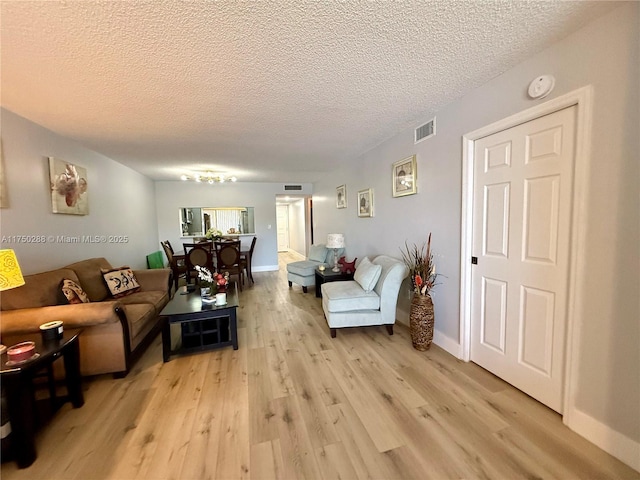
565, 408, 640, 471
433, 330, 462, 358
252, 265, 279, 273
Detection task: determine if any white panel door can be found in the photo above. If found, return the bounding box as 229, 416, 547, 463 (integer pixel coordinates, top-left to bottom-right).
470, 106, 576, 412
276, 205, 289, 252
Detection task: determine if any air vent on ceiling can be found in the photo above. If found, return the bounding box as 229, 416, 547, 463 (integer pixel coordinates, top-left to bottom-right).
284, 184, 302, 191
415, 117, 436, 144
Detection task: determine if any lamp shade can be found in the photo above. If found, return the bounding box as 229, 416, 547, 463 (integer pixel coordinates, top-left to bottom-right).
326, 233, 345, 249
0, 249, 25, 291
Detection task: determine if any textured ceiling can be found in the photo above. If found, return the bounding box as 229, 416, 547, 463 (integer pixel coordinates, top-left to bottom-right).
0, 1, 617, 183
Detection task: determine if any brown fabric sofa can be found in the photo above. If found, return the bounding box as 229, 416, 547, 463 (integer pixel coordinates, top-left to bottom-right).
0, 258, 171, 377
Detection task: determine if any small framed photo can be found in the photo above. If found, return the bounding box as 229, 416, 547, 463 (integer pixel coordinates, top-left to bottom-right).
357, 188, 373, 218
392, 155, 417, 197
336, 184, 347, 209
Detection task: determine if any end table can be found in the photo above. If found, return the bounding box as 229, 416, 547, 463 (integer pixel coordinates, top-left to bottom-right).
1, 329, 84, 468
315, 267, 354, 298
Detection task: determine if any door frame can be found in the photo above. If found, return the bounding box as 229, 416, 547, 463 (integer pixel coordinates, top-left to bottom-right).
459, 86, 593, 423
276, 204, 290, 252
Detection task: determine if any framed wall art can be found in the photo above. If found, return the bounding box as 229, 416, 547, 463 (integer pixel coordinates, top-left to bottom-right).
49, 157, 89, 215
357, 188, 373, 218
336, 184, 347, 209
392, 154, 417, 197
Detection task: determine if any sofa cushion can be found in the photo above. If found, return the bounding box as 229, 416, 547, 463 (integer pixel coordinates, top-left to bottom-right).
308, 244, 328, 262
118, 303, 157, 348
287, 260, 321, 277
116, 290, 169, 314
65, 258, 113, 301
60, 278, 91, 304
1, 268, 80, 310
354, 257, 382, 293
322, 281, 380, 312
102, 266, 141, 298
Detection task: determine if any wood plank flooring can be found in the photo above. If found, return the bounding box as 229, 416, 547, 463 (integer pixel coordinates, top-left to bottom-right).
2, 251, 638, 479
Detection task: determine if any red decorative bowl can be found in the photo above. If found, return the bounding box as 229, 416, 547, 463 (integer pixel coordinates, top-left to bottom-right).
7, 341, 36, 362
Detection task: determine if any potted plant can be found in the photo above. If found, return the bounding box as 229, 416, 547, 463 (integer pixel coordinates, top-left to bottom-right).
195, 265, 229, 303
400, 233, 440, 350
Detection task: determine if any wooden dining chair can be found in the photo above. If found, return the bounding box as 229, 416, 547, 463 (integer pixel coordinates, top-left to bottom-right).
185, 245, 215, 285
240, 236, 257, 284
183, 242, 213, 254
161, 240, 187, 291
216, 243, 244, 291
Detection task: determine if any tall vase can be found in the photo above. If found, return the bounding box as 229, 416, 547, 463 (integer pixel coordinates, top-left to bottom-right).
409, 294, 434, 351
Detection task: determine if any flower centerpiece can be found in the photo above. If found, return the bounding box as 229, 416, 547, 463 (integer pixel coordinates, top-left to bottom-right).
195, 265, 215, 300
400, 233, 440, 351
205, 228, 223, 241
195, 266, 229, 302
215, 271, 230, 292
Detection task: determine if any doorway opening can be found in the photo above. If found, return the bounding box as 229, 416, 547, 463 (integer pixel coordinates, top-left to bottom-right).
460, 86, 593, 422
275, 195, 312, 256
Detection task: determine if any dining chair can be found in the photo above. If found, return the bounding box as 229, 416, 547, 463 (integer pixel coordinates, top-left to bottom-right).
183, 242, 213, 254
161, 240, 187, 291
216, 243, 244, 291
240, 236, 257, 284
185, 245, 215, 285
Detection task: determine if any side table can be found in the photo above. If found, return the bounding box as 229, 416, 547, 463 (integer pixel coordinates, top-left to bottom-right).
1, 329, 84, 468
315, 268, 354, 298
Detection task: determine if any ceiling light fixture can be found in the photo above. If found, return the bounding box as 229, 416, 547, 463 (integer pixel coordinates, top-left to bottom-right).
180, 171, 237, 184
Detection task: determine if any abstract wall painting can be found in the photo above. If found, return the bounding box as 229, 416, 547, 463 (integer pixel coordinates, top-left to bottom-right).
49, 157, 89, 215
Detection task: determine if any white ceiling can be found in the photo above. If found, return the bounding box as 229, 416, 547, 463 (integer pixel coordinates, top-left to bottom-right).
0, 1, 617, 183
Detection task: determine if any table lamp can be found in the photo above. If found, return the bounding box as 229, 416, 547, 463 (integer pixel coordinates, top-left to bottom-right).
0, 249, 25, 354
326, 233, 345, 272
0, 249, 25, 291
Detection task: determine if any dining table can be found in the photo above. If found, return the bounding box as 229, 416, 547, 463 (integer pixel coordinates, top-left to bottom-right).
176, 238, 253, 279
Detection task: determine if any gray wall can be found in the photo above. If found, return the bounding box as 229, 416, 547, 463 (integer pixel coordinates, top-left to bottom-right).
312, 2, 639, 452
154, 181, 312, 271
288, 199, 307, 256
0, 109, 159, 273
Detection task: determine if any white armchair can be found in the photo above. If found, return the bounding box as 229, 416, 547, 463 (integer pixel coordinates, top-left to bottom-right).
321, 255, 408, 337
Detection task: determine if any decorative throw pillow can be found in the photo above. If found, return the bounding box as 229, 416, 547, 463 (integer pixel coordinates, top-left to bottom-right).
354, 257, 382, 293
101, 266, 141, 298
60, 278, 91, 305
308, 244, 328, 262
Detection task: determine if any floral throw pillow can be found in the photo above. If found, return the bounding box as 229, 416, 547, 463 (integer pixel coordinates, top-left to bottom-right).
60, 278, 91, 305
101, 266, 141, 298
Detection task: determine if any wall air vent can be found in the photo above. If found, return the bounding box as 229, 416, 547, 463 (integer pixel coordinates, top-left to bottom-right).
284, 185, 302, 191
415, 117, 436, 144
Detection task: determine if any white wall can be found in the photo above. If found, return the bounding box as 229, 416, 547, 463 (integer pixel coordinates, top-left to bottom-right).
288, 199, 307, 256
154, 181, 312, 271
0, 109, 159, 273
312, 2, 639, 464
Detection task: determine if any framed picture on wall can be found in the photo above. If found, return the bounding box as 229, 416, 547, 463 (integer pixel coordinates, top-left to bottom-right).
392, 155, 417, 197
49, 157, 89, 215
357, 188, 373, 218
336, 184, 347, 209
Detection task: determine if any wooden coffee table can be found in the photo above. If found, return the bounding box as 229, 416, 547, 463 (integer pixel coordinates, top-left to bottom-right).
161, 283, 239, 362
0, 329, 84, 468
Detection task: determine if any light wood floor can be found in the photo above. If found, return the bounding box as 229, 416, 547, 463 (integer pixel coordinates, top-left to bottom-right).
2, 252, 638, 479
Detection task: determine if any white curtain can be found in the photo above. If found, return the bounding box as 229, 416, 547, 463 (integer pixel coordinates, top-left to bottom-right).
215, 210, 241, 233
